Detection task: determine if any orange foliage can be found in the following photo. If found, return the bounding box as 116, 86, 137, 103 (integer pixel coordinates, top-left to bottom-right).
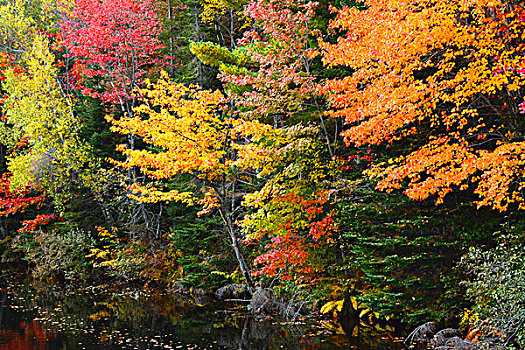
0, 51, 25, 82
321, 0, 525, 211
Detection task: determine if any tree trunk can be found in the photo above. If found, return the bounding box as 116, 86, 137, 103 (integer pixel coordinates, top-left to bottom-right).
228, 227, 255, 292
219, 208, 255, 292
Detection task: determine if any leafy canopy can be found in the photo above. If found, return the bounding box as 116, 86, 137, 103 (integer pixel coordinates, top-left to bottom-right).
107, 71, 276, 213
321, 0, 525, 211
1, 35, 95, 205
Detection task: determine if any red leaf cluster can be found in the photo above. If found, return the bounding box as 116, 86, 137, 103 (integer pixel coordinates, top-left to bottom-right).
60, 0, 164, 104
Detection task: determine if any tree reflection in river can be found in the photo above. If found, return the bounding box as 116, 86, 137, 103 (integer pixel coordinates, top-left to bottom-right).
0, 272, 404, 350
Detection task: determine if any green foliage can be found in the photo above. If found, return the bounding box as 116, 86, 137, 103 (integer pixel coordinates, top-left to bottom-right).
76, 96, 120, 163
459, 223, 525, 348
169, 210, 232, 289
190, 41, 253, 67
158, 0, 201, 83
190, 42, 235, 66
13, 227, 96, 280
334, 188, 499, 323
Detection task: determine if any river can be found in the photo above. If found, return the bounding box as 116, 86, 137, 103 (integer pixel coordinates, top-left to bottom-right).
0, 270, 406, 349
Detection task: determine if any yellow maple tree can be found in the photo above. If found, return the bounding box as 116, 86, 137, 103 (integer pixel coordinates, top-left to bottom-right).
108, 71, 286, 288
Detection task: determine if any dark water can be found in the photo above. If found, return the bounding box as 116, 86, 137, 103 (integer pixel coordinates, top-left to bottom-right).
0, 271, 405, 350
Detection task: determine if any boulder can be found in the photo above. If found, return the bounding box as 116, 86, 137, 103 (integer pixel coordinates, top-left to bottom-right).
430, 328, 461, 347
405, 321, 437, 346
445, 336, 478, 350
431, 333, 450, 348
192, 288, 214, 304
437, 328, 461, 338
249, 288, 278, 314
215, 284, 252, 300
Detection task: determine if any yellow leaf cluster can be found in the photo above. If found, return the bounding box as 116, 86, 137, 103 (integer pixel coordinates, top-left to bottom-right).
1, 35, 95, 205
0, 0, 74, 53
108, 71, 275, 208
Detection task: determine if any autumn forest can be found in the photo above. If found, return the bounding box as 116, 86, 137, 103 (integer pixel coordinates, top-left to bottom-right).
0, 0, 525, 347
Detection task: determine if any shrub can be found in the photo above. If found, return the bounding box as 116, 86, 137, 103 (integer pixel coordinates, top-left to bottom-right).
460, 227, 525, 348
14, 228, 96, 280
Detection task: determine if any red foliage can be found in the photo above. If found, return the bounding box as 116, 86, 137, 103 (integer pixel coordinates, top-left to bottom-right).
0, 51, 9, 82
0, 52, 24, 106
59, 0, 164, 104
18, 214, 62, 234
219, 0, 318, 120
0, 174, 45, 217
253, 214, 335, 283
253, 233, 314, 280
0, 173, 60, 234
249, 190, 336, 282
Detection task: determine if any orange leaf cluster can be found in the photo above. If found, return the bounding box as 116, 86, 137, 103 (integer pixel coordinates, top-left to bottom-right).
18, 214, 61, 234
322, 0, 525, 210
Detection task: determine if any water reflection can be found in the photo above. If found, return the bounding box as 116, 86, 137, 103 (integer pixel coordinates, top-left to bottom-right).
0, 272, 404, 350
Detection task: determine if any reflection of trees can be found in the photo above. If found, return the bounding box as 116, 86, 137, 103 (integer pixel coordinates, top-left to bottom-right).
0, 272, 402, 349
6, 281, 198, 336
212, 316, 324, 350
0, 320, 56, 350
0, 287, 58, 350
